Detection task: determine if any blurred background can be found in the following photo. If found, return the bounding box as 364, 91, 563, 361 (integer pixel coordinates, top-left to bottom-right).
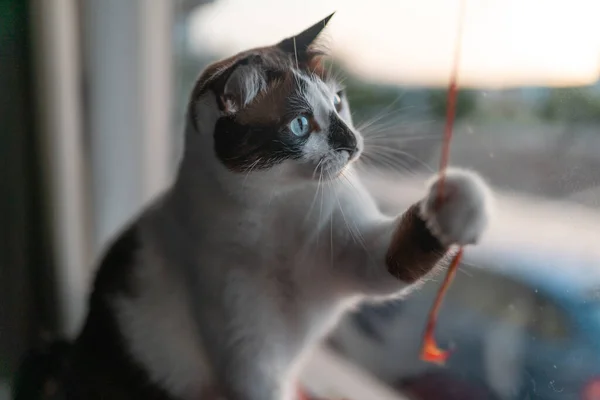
1, 0, 599, 399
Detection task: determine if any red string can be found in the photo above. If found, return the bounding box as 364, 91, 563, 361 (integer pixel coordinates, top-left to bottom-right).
436, 0, 466, 204
297, 3, 469, 396
420, 0, 467, 365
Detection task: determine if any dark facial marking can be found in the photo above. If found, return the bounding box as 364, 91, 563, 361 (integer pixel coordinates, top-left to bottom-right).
213, 116, 306, 172
328, 113, 357, 155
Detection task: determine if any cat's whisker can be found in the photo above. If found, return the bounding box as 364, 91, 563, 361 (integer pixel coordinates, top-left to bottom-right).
332, 184, 356, 246
311, 159, 325, 180
356, 113, 402, 134
359, 121, 431, 140
363, 133, 441, 144
325, 59, 335, 84
354, 100, 412, 132
458, 268, 473, 278
320, 170, 335, 267
292, 37, 299, 68
358, 114, 434, 137
364, 144, 434, 172
338, 173, 370, 254
241, 158, 263, 187
304, 160, 326, 224
359, 151, 417, 176
361, 125, 438, 140
316, 168, 325, 248
267, 164, 286, 206
363, 145, 424, 168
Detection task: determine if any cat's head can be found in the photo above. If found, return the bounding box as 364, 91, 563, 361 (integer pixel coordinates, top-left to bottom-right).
187, 13, 362, 182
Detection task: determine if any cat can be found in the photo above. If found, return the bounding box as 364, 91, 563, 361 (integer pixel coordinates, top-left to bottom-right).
14, 13, 493, 400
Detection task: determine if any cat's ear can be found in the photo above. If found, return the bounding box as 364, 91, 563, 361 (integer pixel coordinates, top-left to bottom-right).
220, 61, 267, 114
277, 13, 335, 63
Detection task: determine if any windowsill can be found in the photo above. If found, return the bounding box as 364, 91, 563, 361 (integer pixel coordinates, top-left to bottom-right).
301, 344, 410, 400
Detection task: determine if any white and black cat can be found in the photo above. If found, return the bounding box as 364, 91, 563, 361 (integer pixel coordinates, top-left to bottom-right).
14, 14, 493, 400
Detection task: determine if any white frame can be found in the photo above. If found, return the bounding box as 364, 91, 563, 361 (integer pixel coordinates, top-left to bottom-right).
30, 0, 91, 338
30, 0, 174, 337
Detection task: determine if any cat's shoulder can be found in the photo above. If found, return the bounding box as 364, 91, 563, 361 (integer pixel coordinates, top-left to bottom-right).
92, 222, 144, 299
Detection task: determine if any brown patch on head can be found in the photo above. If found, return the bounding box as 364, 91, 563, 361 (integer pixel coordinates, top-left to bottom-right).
187, 46, 282, 129
235, 70, 296, 126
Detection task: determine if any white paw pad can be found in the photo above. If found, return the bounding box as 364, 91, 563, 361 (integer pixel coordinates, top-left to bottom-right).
419, 168, 493, 247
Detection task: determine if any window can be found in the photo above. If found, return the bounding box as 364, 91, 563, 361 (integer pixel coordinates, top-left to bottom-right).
531, 296, 571, 341
434, 265, 537, 330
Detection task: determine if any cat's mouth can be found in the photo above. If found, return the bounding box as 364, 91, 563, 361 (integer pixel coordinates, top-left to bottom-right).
313, 157, 351, 181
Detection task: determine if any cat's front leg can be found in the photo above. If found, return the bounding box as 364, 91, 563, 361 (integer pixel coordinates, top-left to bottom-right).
218, 350, 293, 400
386, 168, 492, 282
341, 168, 493, 295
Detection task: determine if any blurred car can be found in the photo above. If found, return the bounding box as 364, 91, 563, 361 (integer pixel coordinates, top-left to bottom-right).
329, 248, 600, 400
326, 176, 600, 400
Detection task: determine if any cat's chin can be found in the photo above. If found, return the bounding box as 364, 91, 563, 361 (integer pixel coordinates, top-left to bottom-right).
312, 163, 351, 182
307, 154, 356, 182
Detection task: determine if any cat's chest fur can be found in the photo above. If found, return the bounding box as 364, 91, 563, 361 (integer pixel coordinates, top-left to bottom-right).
94, 184, 349, 400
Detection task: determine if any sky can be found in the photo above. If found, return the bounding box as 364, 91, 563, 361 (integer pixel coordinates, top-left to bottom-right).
188, 0, 600, 88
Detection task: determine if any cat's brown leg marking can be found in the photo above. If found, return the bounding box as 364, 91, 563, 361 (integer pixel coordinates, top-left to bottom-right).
385, 204, 448, 283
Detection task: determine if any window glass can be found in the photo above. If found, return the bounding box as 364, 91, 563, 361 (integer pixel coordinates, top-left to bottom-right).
174, 1, 600, 399
531, 296, 571, 341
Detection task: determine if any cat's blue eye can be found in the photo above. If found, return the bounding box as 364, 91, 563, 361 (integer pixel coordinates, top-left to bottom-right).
333, 92, 343, 111
289, 115, 311, 137
333, 93, 342, 106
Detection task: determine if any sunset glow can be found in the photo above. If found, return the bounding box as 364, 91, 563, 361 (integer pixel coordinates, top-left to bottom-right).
188, 0, 600, 88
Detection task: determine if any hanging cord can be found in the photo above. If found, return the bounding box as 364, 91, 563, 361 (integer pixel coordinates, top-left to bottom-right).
419, 0, 467, 365
298, 3, 470, 398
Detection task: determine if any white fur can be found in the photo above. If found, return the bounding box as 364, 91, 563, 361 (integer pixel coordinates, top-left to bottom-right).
113, 69, 493, 400
224, 65, 267, 112
419, 168, 494, 247
114, 239, 213, 398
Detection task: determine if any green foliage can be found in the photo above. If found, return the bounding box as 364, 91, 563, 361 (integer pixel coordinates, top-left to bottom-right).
323, 60, 405, 121
427, 89, 478, 120
538, 88, 600, 122
344, 80, 404, 121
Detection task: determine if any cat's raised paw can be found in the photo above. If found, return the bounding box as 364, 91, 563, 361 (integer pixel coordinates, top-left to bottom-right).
419, 168, 493, 247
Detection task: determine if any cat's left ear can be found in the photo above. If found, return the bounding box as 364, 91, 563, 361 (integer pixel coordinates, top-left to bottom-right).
277, 13, 334, 65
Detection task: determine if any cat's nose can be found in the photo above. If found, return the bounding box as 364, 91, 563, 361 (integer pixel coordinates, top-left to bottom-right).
328, 113, 358, 154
